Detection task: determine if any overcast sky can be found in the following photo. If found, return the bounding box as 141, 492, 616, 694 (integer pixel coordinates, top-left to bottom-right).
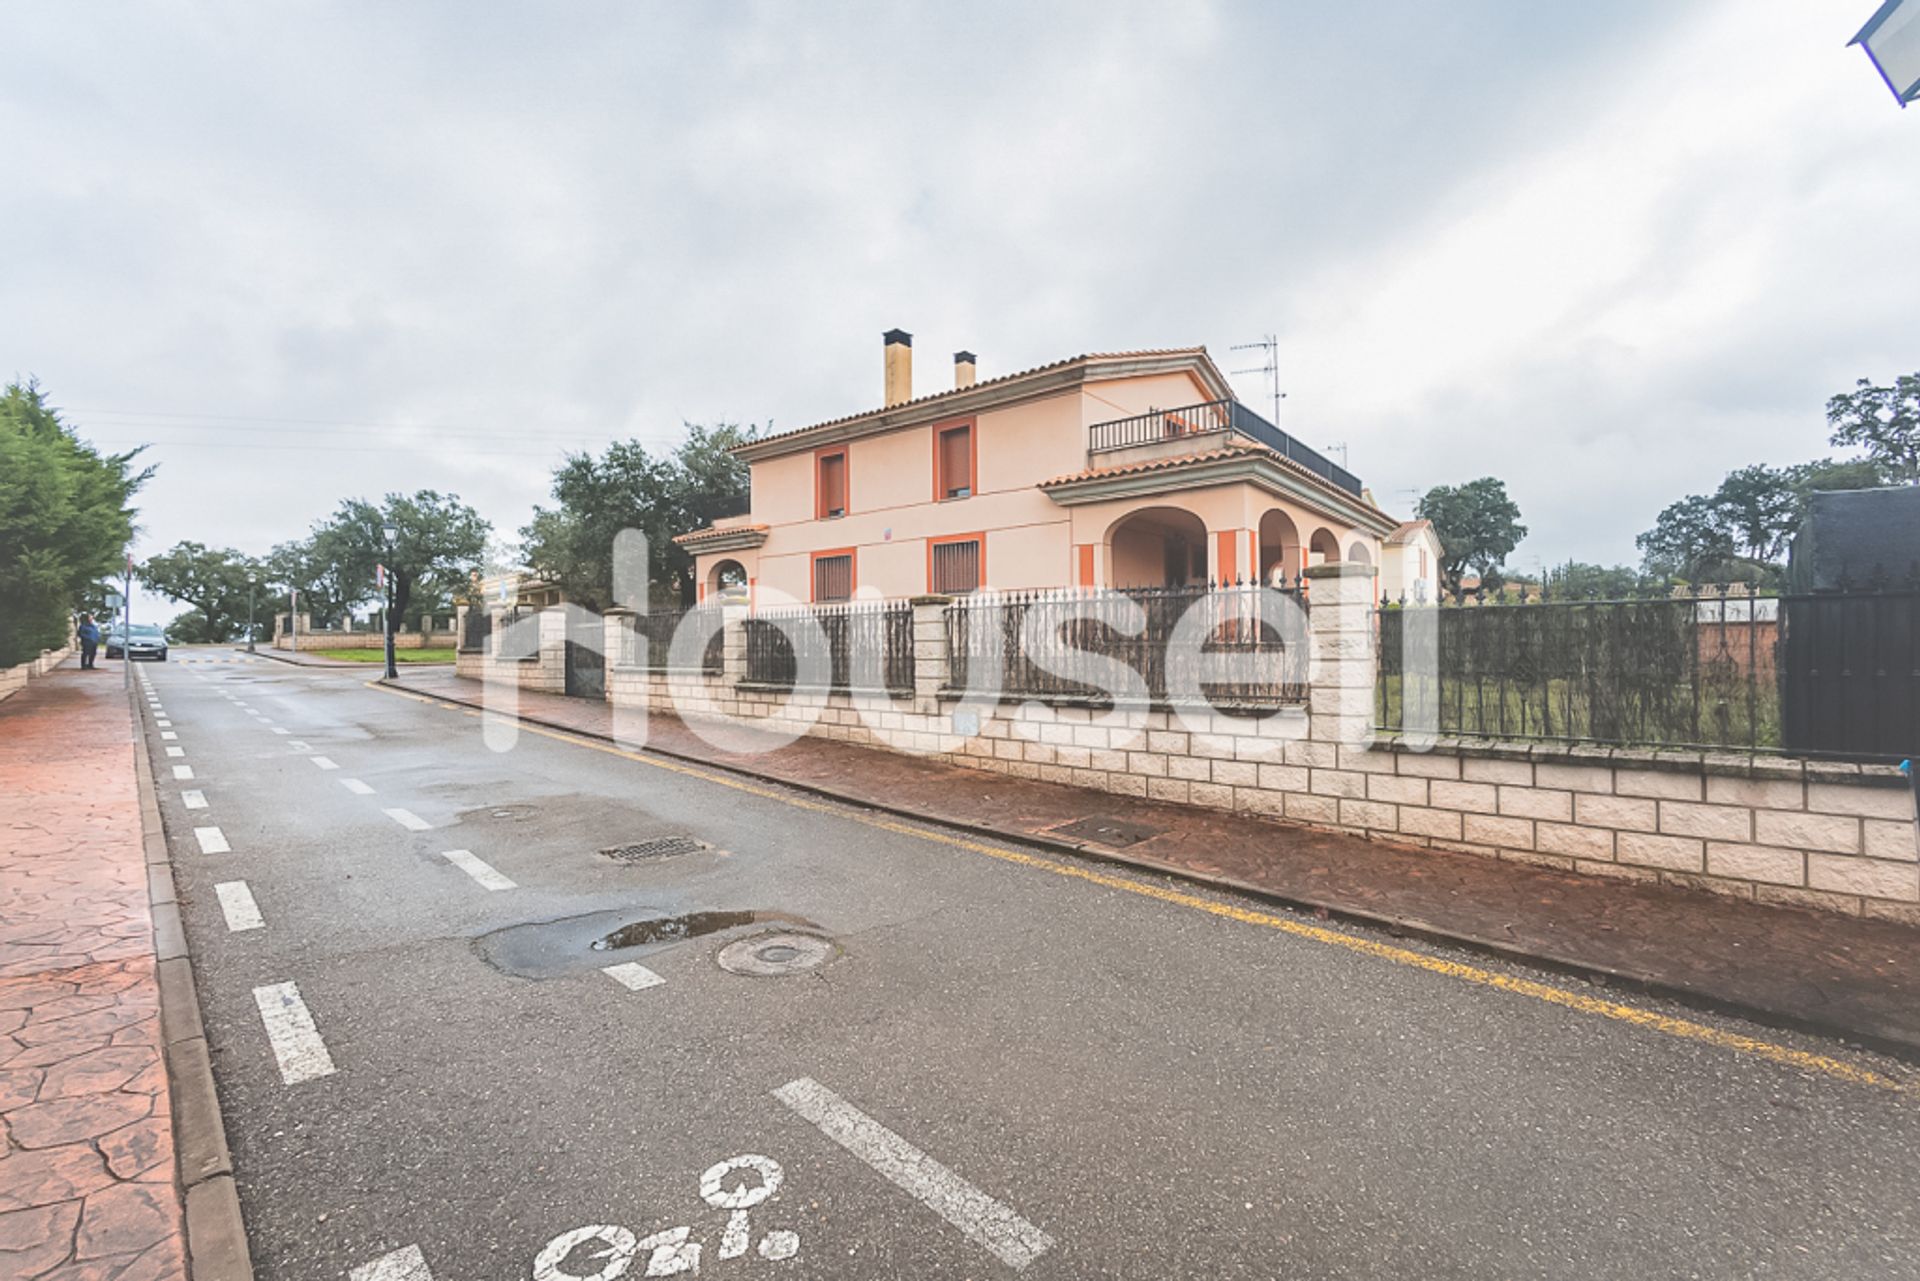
6, 1, 1913, 588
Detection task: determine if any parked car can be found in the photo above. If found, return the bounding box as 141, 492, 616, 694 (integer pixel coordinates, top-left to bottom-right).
106, 623, 169, 661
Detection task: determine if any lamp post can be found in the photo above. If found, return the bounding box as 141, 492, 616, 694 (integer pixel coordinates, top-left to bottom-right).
247, 579, 257, 654
382, 524, 399, 680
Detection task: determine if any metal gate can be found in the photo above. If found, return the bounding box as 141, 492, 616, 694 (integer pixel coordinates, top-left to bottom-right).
564, 612, 605, 699
1780, 587, 1918, 761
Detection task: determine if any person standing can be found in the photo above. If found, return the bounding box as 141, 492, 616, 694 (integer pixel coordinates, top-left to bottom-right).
76, 613, 101, 670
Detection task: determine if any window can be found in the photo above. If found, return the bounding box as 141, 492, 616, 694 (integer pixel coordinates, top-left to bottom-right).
816, 449, 848, 518
929, 536, 982, 595
934, 423, 973, 500
1418, 547, 1428, 577
813, 552, 853, 602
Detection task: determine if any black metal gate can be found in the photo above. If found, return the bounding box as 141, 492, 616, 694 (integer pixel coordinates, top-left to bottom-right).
1780, 587, 1918, 761
564, 612, 605, 699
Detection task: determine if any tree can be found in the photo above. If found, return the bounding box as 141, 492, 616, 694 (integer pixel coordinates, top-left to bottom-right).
1415, 478, 1527, 598
306, 491, 490, 631
1541, 561, 1648, 599
1827, 372, 1919, 484
137, 542, 265, 643
0, 381, 149, 666
1636, 493, 1742, 583
521, 423, 756, 609
1710, 464, 1800, 566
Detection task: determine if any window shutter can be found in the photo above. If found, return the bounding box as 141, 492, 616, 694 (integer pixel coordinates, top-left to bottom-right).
819, 454, 846, 516
814, 554, 852, 601
940, 427, 972, 498
932, 540, 980, 595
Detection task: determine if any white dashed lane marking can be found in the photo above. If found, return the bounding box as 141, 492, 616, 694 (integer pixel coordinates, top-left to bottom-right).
382, 808, 432, 831
172, 765, 194, 780
181, 790, 207, 810
349, 1244, 432, 1281
310, 756, 339, 771
272, 728, 289, 736
441, 849, 516, 891
165, 747, 185, 758
156, 720, 171, 728
160, 731, 177, 741
215, 881, 264, 931
603, 962, 665, 992
340, 778, 374, 795
288, 741, 311, 752
773, 1076, 1054, 1270
252, 982, 336, 1084
193, 827, 231, 855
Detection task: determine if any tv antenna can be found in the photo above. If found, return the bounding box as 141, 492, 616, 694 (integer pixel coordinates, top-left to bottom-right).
1230, 334, 1285, 427
1325, 442, 1350, 469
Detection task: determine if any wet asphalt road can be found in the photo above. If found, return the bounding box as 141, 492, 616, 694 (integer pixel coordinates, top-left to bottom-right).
136, 651, 1920, 1281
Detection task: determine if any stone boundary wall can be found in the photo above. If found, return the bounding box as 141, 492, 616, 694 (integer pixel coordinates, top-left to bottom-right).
0, 646, 75, 704
454, 607, 565, 693
593, 571, 1920, 920
274, 629, 457, 652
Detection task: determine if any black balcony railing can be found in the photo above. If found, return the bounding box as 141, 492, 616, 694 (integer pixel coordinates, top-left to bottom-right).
1086, 399, 1362, 496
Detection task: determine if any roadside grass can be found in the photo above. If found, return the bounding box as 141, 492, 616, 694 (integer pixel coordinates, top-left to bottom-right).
310, 647, 458, 664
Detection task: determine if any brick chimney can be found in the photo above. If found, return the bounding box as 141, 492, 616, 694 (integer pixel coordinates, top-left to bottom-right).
954, 350, 977, 389
883, 329, 912, 407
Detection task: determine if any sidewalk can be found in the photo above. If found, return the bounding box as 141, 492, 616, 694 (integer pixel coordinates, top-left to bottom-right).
395, 668, 1920, 1057
0, 663, 185, 1280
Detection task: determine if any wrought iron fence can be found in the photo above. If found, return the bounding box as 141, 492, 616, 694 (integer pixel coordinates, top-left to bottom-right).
460, 607, 492, 654
744, 601, 915, 692
1375, 585, 1919, 760
945, 583, 1310, 706
617, 606, 724, 674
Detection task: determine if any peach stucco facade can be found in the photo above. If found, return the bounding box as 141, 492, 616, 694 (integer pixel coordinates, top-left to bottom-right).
679, 344, 1400, 604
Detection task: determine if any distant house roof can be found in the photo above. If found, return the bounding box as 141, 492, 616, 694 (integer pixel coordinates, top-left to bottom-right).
733, 348, 1234, 462
672, 521, 769, 551
1386, 519, 1441, 550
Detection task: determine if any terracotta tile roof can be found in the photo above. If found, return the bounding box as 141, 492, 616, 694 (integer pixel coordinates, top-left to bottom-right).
672, 522, 768, 545
743, 347, 1220, 450
1386, 518, 1435, 545
1039, 435, 1368, 509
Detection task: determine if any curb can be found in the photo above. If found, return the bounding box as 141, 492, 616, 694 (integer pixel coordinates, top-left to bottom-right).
130, 681, 257, 1281
382, 677, 1920, 1065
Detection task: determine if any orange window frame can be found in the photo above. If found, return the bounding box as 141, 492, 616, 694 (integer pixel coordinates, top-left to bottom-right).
809, 547, 857, 602
931, 418, 978, 502
926, 532, 986, 595
815, 446, 850, 519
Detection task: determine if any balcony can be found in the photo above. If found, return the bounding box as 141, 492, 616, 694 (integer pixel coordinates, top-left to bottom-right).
1087, 398, 1362, 496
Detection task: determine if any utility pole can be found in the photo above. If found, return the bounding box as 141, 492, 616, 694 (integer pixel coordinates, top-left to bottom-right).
1230, 334, 1285, 427
247, 579, 257, 654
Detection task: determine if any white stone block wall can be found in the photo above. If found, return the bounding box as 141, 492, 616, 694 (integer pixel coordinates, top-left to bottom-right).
592, 582, 1919, 920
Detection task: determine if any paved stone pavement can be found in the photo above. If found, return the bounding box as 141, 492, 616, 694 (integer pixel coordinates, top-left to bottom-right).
396, 667, 1920, 1055
1, 662, 184, 1281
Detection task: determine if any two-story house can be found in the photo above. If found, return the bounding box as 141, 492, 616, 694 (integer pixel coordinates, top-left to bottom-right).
675, 331, 1401, 603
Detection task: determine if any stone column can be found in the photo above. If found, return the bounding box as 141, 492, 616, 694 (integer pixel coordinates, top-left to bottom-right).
909, 595, 952, 712
720, 603, 750, 688
602, 607, 633, 670
1304, 562, 1375, 746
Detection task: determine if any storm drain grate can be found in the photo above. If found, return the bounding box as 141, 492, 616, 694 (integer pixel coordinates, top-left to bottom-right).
1047, 815, 1163, 848
600, 836, 710, 864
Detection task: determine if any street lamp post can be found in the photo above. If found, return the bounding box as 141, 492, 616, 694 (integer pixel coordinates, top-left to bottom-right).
247, 579, 257, 654
382, 525, 399, 680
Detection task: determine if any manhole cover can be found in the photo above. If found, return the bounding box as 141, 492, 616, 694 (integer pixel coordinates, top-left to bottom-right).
472, 804, 539, 822
600, 836, 709, 863
716, 931, 835, 977
1048, 815, 1163, 848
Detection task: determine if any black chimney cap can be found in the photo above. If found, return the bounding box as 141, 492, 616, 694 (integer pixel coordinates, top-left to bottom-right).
882, 329, 912, 347
954, 350, 977, 363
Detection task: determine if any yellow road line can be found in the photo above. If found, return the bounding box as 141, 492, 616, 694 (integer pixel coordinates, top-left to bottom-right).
371, 682, 1919, 1097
